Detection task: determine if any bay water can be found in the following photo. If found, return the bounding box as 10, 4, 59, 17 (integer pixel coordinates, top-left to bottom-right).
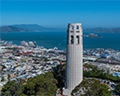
0, 32, 120, 50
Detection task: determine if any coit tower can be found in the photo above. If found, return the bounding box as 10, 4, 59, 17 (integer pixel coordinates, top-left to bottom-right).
66, 23, 83, 95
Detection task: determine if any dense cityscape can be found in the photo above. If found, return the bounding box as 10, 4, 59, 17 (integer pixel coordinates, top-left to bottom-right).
0, 39, 120, 95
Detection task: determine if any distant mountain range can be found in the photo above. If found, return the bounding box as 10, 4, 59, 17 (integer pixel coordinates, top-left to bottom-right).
12, 24, 65, 32
0, 26, 33, 32
0, 24, 120, 33
0, 24, 65, 32
84, 27, 120, 33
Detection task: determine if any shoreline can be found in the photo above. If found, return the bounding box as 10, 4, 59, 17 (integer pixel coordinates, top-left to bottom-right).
1, 40, 120, 51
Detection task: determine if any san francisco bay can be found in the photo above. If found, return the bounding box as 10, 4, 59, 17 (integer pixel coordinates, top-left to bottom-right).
0, 32, 120, 50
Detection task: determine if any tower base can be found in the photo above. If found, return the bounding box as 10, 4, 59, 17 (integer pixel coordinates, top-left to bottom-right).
62, 88, 71, 96
56, 88, 71, 96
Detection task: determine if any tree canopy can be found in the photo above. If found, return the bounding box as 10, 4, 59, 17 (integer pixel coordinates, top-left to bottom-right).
1, 72, 58, 96
52, 64, 66, 88
1, 76, 5, 82
115, 83, 120, 95
71, 78, 113, 96
1, 80, 23, 96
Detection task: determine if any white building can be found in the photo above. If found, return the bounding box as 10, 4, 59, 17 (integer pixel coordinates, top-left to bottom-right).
112, 52, 120, 61
21, 41, 29, 46
97, 64, 113, 74
64, 23, 83, 95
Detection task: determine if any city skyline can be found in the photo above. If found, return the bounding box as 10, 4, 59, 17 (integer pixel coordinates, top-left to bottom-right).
0, 0, 120, 28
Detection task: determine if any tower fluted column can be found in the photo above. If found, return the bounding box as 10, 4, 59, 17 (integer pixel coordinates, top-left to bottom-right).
65, 23, 83, 95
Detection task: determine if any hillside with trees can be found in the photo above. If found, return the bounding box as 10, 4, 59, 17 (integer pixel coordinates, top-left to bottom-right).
1, 64, 120, 96
1, 73, 58, 96
71, 78, 113, 96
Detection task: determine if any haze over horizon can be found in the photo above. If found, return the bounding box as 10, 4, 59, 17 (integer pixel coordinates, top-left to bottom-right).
0, 0, 120, 28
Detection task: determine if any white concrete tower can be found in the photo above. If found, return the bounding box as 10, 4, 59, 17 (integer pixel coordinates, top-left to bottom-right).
66, 23, 83, 95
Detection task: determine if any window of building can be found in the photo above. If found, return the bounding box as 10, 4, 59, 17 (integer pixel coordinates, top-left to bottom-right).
76, 35, 79, 44
76, 31, 79, 33
71, 35, 74, 44
76, 25, 79, 29
71, 26, 74, 30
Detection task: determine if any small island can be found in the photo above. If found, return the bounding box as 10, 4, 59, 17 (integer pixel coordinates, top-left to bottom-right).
84, 33, 102, 38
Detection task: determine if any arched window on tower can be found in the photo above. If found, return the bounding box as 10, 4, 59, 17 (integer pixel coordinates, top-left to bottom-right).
76, 25, 79, 29
76, 35, 79, 44
71, 35, 74, 44
71, 26, 74, 30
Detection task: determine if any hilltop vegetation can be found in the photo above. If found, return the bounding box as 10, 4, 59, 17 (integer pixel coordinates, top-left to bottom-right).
71, 78, 113, 96
1, 73, 58, 96
1, 64, 120, 96
83, 65, 120, 83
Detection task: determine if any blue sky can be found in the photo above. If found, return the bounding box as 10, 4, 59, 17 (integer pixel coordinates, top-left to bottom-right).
0, 0, 120, 28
